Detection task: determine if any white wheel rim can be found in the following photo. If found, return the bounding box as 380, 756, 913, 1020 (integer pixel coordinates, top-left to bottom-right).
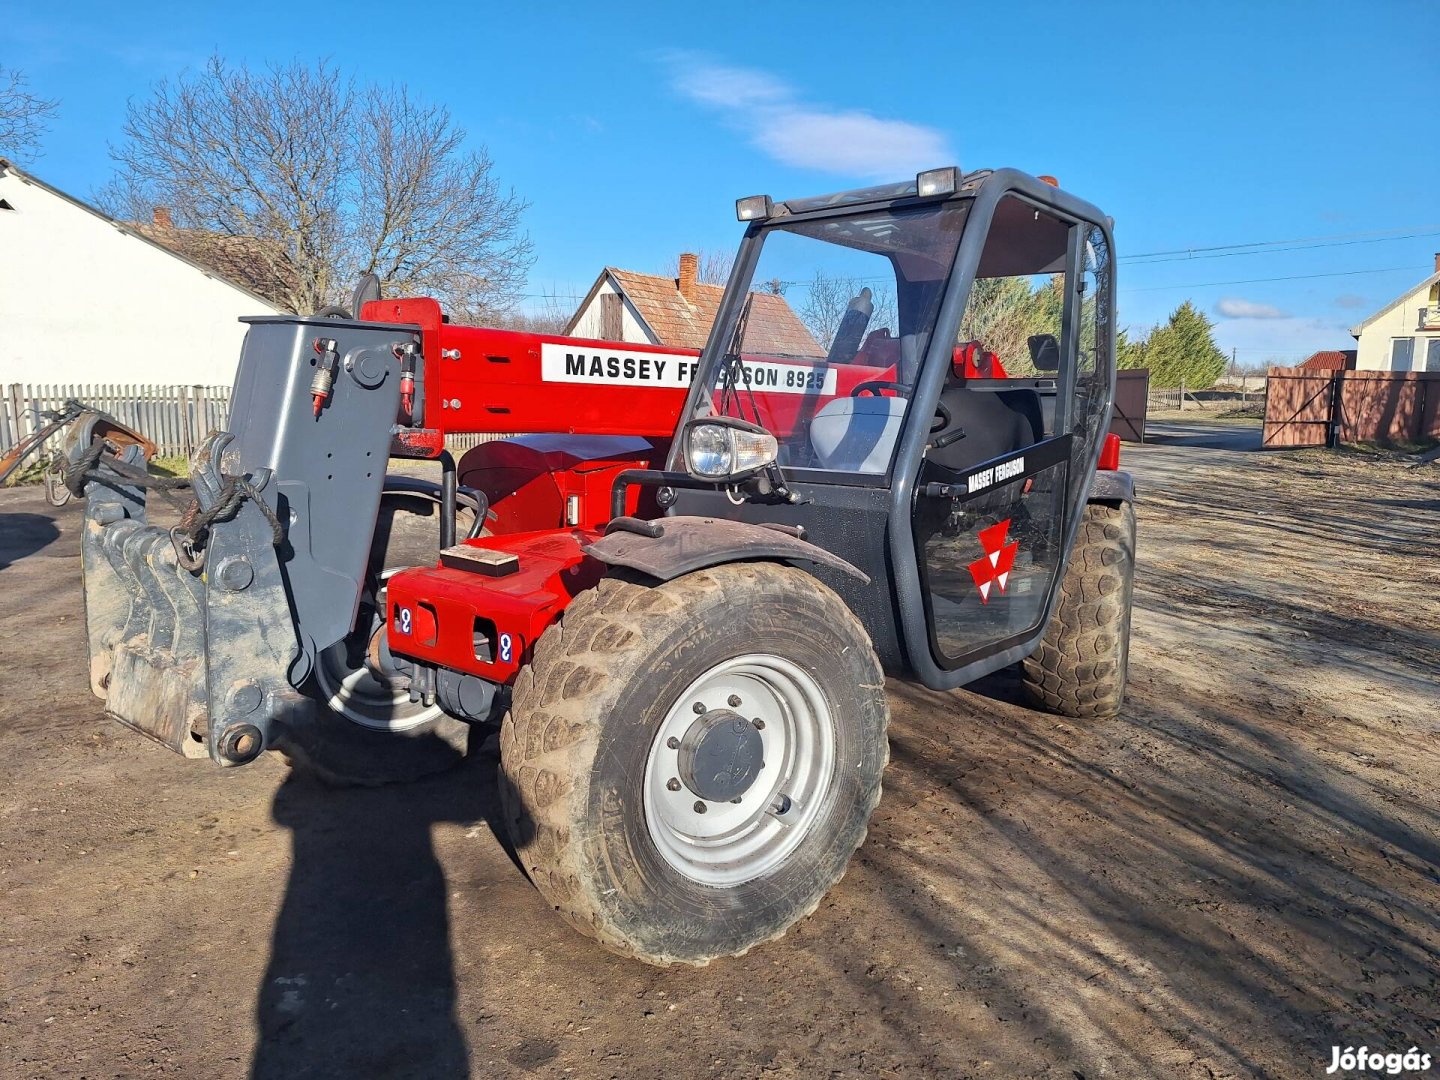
313, 571, 443, 733
642, 653, 836, 888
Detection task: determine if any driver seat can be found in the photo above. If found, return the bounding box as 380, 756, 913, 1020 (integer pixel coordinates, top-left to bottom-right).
927, 384, 1043, 475
810, 395, 907, 472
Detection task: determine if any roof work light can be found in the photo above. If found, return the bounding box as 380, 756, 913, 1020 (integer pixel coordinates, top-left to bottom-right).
735, 194, 774, 221
915, 167, 960, 197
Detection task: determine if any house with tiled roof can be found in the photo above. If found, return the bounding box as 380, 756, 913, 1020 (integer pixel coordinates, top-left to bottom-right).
1349, 254, 1440, 372
0, 159, 282, 386
130, 208, 298, 312
566, 252, 822, 358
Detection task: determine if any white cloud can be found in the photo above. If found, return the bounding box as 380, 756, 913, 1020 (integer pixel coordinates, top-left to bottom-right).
672, 61, 790, 110
1216, 297, 1289, 320
666, 55, 953, 178
1333, 293, 1368, 309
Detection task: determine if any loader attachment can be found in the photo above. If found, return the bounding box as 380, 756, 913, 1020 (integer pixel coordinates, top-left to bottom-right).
74, 316, 417, 765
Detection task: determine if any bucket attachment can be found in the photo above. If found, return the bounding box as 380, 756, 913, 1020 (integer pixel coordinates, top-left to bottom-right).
74, 316, 416, 765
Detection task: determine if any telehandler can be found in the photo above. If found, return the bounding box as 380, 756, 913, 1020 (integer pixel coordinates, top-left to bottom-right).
66, 165, 1135, 964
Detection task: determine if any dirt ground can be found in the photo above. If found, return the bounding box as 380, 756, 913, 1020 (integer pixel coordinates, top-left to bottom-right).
2, 422, 1438, 1079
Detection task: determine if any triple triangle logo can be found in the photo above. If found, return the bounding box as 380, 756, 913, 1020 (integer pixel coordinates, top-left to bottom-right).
967, 519, 1019, 603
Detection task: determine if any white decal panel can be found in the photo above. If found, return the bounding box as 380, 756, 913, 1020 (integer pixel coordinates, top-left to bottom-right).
539, 343, 835, 395
716, 359, 837, 396
540, 343, 700, 388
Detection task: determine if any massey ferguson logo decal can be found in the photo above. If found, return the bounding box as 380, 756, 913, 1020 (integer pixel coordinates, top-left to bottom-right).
538, 343, 836, 395
540, 343, 699, 388
968, 520, 1019, 603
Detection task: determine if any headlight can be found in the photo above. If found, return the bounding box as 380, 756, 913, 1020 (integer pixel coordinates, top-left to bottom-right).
685, 421, 778, 480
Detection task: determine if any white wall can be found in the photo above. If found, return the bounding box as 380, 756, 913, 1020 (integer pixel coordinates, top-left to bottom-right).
0, 169, 281, 389
1354, 276, 1440, 371
567, 275, 656, 343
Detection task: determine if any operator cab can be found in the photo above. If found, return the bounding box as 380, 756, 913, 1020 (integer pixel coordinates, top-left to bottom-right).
662, 167, 1117, 691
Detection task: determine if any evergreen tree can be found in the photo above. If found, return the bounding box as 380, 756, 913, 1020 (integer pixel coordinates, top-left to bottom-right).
958, 275, 1065, 375
1138, 301, 1227, 387
1116, 326, 1150, 370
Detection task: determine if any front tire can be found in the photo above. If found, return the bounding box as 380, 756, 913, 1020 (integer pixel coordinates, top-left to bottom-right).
1022, 500, 1135, 719
499, 563, 888, 966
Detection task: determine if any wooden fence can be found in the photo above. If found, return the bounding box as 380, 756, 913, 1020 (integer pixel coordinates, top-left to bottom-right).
1263, 367, 1440, 448
1111, 369, 1149, 442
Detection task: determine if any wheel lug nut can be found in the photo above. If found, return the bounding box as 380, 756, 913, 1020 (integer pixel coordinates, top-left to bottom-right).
727, 694, 742, 707
667, 777, 681, 791
692, 702, 706, 714
666, 736, 680, 750
693, 801, 707, 814
752, 717, 765, 730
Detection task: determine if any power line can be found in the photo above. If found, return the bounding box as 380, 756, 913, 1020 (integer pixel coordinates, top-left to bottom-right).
1121, 224, 1440, 261
1123, 229, 1440, 265
524, 224, 1440, 303
1119, 265, 1417, 294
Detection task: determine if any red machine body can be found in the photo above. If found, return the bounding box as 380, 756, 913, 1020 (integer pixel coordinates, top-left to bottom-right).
385, 527, 603, 683
360, 297, 697, 451
359, 298, 1115, 686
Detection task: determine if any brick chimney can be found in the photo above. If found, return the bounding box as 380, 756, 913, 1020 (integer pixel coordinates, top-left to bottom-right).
152, 207, 174, 229
1434, 251, 1440, 274
678, 252, 698, 303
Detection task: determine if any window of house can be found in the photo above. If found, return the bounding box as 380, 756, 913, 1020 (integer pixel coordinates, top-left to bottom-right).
1426, 338, 1440, 373
1390, 337, 1415, 371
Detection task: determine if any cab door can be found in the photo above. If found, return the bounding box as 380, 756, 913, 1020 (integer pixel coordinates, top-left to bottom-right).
907, 195, 1114, 683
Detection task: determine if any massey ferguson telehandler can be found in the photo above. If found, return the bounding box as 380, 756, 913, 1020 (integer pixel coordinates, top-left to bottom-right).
65, 166, 1135, 965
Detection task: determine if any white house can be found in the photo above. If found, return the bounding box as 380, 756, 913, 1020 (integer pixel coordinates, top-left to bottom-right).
0, 159, 283, 388
1350, 254, 1440, 372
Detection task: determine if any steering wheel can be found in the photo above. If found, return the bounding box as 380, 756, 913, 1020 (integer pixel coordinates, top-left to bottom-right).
851, 381, 909, 398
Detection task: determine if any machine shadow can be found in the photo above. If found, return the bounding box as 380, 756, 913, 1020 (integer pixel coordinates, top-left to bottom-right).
251, 735, 501, 1080
0, 510, 63, 570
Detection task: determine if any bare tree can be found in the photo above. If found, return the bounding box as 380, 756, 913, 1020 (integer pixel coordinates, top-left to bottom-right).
103, 56, 533, 317
0, 66, 59, 162
487, 289, 576, 335
797, 269, 897, 349
663, 248, 734, 286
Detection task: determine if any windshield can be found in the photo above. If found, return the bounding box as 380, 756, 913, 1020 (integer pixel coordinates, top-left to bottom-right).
686, 200, 971, 478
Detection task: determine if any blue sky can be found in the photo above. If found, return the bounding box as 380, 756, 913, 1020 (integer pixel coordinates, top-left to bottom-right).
7, 0, 1439, 365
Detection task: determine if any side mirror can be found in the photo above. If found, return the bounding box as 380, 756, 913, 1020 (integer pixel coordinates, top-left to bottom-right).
1028, 334, 1061, 371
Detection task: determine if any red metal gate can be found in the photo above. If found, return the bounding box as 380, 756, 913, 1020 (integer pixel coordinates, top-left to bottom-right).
1262, 368, 1336, 448
1110, 368, 1148, 442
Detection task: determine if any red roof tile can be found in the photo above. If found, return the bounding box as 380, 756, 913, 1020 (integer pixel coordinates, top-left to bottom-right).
604, 268, 823, 358
129, 222, 299, 311
1298, 350, 1356, 371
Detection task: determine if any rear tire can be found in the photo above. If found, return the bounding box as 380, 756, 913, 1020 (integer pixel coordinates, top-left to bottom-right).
499, 563, 888, 966
1022, 501, 1135, 719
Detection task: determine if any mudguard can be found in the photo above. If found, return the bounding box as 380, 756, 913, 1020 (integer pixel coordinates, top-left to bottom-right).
583, 515, 870, 584
1088, 469, 1136, 504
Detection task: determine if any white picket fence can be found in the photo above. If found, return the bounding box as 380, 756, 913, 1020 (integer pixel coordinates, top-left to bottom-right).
1, 382, 509, 464
2, 384, 233, 460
